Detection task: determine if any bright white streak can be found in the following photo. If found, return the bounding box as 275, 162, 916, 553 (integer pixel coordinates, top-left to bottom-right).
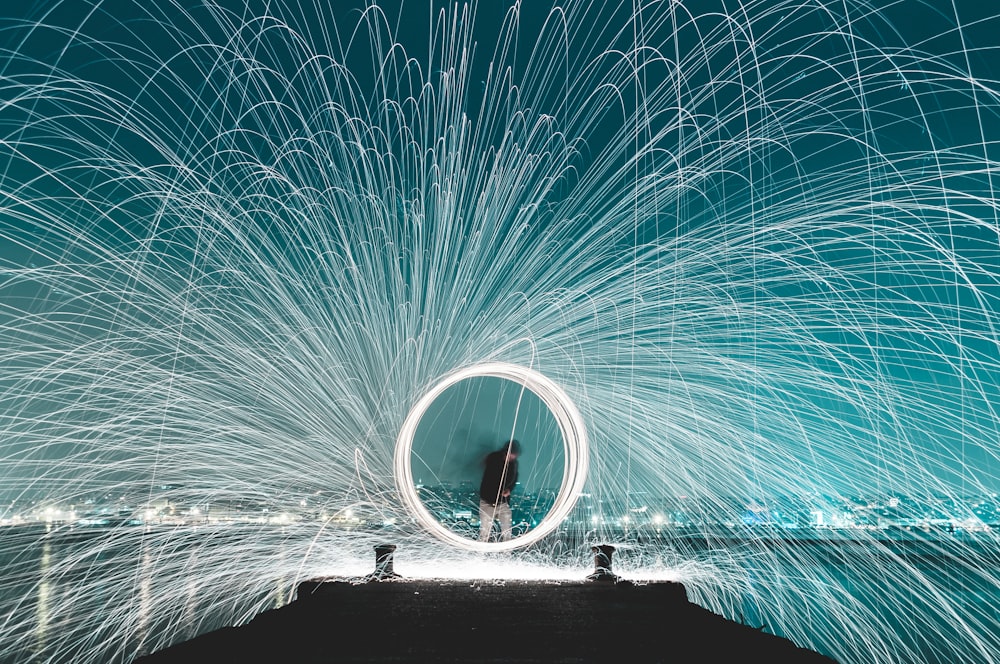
394, 361, 588, 551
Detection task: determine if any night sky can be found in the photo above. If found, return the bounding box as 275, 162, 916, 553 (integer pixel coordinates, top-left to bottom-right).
1, 0, 999, 506
411, 375, 564, 493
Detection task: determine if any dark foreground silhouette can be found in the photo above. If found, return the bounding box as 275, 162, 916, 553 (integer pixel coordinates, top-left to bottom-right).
134, 577, 838, 663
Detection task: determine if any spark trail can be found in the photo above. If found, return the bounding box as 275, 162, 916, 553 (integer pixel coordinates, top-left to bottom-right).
1, 1, 999, 662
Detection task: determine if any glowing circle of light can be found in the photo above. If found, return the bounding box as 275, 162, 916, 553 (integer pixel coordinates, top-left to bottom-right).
394, 362, 588, 552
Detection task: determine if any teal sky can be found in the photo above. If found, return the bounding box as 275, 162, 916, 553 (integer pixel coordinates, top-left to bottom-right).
411, 376, 564, 493
0, 0, 998, 504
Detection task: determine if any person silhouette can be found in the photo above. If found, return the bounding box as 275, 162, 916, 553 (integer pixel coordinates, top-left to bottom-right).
477, 439, 521, 542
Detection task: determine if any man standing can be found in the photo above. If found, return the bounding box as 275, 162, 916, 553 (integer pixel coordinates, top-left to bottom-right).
478, 439, 521, 542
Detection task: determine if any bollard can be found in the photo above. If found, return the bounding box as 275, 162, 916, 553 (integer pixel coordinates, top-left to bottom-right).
586, 544, 619, 582
365, 543, 401, 581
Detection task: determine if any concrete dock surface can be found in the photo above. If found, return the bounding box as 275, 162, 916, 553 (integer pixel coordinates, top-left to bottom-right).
135, 575, 837, 663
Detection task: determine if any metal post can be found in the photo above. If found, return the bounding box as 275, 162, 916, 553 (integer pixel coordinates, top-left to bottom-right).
366, 543, 401, 581
586, 544, 619, 582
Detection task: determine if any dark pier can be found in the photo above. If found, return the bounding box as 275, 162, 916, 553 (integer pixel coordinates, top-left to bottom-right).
135, 545, 837, 663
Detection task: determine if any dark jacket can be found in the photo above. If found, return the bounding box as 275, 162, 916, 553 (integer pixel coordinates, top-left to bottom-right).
479, 451, 518, 505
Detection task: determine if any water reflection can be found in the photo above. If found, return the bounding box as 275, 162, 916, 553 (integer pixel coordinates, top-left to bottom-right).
135, 542, 152, 657
33, 538, 51, 657
181, 575, 199, 643
3, 526, 301, 663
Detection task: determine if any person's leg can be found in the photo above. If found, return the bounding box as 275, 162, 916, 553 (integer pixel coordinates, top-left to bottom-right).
498, 502, 513, 541
478, 499, 495, 542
